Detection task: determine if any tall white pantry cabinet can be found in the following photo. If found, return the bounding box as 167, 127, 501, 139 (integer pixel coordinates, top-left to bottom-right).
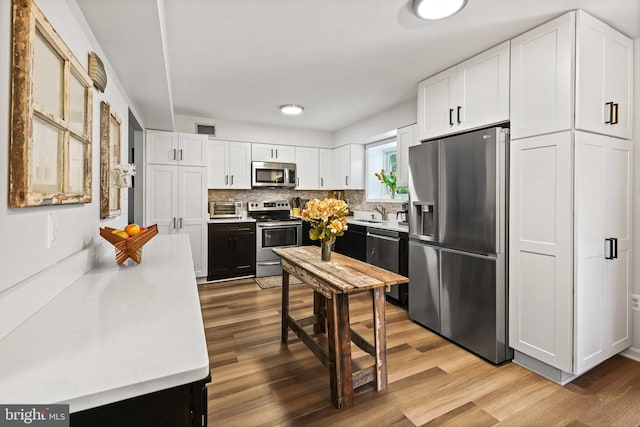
145, 130, 208, 278
509, 10, 634, 383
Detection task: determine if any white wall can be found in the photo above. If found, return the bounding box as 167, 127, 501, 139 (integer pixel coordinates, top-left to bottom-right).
627, 38, 640, 360
174, 114, 333, 148
332, 98, 417, 147
0, 0, 139, 292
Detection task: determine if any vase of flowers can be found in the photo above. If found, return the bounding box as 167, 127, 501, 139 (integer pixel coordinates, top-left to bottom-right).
301, 198, 349, 261
375, 169, 397, 199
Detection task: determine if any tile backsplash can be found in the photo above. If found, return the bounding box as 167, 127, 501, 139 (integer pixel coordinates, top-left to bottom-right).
208, 189, 404, 218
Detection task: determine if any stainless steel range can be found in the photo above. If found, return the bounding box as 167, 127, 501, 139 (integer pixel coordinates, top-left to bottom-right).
248, 199, 302, 277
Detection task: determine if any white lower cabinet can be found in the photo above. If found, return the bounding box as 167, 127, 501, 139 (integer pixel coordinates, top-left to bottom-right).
145, 164, 208, 278
509, 130, 633, 380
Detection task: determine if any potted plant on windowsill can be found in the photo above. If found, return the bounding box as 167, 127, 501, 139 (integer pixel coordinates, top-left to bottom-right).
375, 169, 397, 199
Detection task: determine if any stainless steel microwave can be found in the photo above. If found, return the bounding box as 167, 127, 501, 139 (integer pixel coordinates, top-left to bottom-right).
251, 161, 296, 188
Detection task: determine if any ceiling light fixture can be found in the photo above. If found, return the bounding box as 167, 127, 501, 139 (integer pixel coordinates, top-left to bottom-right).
280, 104, 304, 115
411, 0, 468, 21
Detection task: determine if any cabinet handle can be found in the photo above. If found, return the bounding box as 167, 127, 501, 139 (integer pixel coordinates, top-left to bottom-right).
320, 177, 324, 187
173, 149, 177, 160
179, 149, 183, 161
613, 237, 618, 259
612, 103, 619, 125
230, 175, 234, 185
605, 102, 614, 124
605, 238, 614, 259
449, 108, 454, 126
457, 106, 462, 124
297, 177, 299, 186
179, 217, 183, 229
172, 217, 176, 229
271, 149, 274, 158
345, 176, 349, 186
225, 175, 229, 185
275, 149, 278, 159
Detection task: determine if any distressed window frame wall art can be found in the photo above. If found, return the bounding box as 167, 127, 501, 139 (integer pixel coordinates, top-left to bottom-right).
9, 0, 93, 208
100, 101, 122, 219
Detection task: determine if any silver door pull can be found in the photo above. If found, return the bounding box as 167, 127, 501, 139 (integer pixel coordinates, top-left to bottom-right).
230, 175, 234, 185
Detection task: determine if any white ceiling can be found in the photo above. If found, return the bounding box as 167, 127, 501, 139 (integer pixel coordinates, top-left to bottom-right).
76, 0, 640, 132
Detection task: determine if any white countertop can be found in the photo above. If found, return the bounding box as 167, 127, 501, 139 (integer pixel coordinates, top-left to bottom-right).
348, 218, 409, 233
0, 235, 210, 413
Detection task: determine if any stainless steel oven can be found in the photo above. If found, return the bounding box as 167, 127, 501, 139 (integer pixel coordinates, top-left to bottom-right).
249, 200, 302, 277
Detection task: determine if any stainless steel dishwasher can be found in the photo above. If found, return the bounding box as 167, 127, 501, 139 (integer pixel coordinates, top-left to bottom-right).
366, 228, 401, 299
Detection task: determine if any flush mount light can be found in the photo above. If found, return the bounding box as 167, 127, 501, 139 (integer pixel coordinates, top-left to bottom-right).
280, 104, 304, 115
412, 0, 468, 21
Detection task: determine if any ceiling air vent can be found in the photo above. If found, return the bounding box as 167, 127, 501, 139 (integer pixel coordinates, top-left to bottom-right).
196, 123, 216, 138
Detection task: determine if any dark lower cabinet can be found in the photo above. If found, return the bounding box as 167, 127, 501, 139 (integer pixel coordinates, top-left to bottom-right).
71, 376, 210, 427
208, 222, 256, 281
335, 224, 367, 262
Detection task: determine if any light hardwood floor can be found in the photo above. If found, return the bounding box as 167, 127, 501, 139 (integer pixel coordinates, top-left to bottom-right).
199, 278, 640, 426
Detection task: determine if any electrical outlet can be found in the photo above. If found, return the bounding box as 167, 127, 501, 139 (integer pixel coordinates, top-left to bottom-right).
632, 294, 640, 312
47, 213, 57, 249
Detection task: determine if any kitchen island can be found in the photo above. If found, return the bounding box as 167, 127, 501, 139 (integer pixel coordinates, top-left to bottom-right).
0, 235, 210, 425
274, 245, 408, 409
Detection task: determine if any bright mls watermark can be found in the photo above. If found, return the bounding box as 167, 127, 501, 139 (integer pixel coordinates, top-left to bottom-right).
0, 405, 68, 426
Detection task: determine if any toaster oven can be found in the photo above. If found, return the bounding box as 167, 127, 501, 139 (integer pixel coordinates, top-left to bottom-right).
209, 201, 243, 219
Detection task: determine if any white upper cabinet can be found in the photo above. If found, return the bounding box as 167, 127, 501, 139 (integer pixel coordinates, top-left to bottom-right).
510, 12, 575, 140
318, 148, 334, 190
146, 130, 207, 166
456, 41, 510, 132
295, 147, 319, 190
575, 11, 634, 140
418, 41, 509, 141
251, 143, 296, 163
207, 140, 251, 189
332, 145, 364, 190
396, 124, 418, 188
418, 68, 456, 141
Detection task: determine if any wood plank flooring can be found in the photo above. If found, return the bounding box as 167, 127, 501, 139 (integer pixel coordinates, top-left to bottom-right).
199, 278, 640, 426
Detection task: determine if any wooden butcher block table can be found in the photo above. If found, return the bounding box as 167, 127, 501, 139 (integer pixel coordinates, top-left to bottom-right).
273, 246, 409, 409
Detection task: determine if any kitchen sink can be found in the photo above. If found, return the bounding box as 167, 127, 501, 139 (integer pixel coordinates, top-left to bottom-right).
355, 219, 384, 224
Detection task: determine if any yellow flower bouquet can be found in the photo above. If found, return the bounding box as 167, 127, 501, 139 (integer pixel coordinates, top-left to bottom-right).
301, 198, 349, 261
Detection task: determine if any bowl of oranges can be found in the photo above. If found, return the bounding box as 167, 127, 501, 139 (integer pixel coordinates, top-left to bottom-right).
99, 223, 158, 265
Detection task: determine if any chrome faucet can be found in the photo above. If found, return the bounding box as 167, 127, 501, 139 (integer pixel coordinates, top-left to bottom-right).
373, 205, 386, 219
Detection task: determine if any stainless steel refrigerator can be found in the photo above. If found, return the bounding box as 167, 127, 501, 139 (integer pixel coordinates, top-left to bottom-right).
407, 126, 511, 364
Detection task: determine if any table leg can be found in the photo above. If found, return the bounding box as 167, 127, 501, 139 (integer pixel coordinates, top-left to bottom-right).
372, 287, 388, 391
327, 293, 353, 408
313, 291, 326, 334
281, 270, 290, 344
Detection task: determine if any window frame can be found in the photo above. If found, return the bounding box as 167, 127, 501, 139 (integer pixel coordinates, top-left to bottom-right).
9, 0, 93, 208
99, 101, 122, 219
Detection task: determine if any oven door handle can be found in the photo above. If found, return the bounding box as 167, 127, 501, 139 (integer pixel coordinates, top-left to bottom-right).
257, 222, 302, 228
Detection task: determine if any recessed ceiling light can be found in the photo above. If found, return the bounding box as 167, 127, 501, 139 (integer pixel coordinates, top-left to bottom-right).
412, 0, 468, 21
280, 104, 304, 115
